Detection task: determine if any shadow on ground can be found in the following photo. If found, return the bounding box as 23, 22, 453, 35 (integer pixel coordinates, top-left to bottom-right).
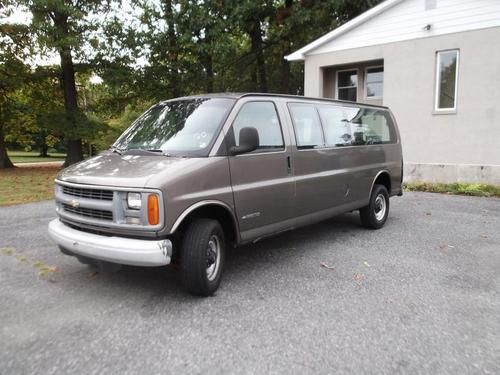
74, 212, 363, 299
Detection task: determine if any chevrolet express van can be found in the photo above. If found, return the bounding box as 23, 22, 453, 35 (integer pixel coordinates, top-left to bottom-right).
48, 93, 403, 296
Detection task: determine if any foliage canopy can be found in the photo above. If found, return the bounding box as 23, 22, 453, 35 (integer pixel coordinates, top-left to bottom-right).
0, 0, 382, 168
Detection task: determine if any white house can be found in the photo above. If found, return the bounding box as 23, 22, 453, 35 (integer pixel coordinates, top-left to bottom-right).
286, 0, 500, 184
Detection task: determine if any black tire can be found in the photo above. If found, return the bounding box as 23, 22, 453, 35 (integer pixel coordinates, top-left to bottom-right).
360, 184, 390, 229
180, 218, 225, 296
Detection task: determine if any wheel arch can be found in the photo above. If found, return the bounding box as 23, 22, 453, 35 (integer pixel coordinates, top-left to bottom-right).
170, 201, 239, 246
369, 170, 392, 198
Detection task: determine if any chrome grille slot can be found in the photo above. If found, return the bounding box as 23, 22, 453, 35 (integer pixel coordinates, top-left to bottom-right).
62, 204, 113, 221
62, 186, 113, 201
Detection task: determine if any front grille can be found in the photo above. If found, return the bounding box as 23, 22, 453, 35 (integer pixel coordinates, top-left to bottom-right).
62, 186, 113, 201
62, 220, 113, 237
62, 204, 113, 221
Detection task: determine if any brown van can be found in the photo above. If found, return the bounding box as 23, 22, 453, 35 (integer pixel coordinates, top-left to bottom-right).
48, 93, 403, 296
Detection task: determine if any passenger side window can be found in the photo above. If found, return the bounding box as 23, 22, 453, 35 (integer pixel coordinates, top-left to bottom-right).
317, 105, 352, 147
232, 101, 284, 151
342, 107, 395, 145
288, 103, 324, 149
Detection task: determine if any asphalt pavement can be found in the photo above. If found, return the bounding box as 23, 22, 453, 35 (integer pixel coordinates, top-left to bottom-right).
1, 192, 499, 374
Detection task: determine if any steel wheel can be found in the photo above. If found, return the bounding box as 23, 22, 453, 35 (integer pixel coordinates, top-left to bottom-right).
181, 219, 226, 296
360, 184, 390, 229
374, 194, 387, 221
206, 235, 221, 282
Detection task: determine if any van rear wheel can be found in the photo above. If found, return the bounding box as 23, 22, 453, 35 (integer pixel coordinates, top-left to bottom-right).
360, 184, 389, 229
180, 218, 225, 296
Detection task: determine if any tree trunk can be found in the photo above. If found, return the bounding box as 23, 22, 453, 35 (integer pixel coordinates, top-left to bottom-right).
205, 53, 214, 93
165, 0, 181, 98
60, 48, 83, 167
39, 143, 49, 157
251, 70, 258, 92
281, 50, 291, 94
249, 20, 267, 93
0, 124, 14, 169
281, 1, 293, 93
39, 130, 49, 157
65, 139, 83, 164
55, 14, 83, 167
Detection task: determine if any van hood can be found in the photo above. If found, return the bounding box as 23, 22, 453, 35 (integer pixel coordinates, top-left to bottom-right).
56, 151, 192, 188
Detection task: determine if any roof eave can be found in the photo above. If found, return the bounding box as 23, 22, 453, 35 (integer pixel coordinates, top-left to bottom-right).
284, 0, 403, 61
285, 52, 305, 61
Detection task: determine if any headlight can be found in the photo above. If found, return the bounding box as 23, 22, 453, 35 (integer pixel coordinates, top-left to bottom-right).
127, 192, 142, 210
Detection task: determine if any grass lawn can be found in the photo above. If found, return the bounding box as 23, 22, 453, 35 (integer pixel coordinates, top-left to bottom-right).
0, 166, 60, 206
404, 181, 500, 198
8, 151, 66, 164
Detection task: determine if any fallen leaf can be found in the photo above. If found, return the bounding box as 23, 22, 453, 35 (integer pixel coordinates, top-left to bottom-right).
0, 247, 15, 256
320, 262, 335, 270
439, 244, 455, 250
353, 273, 364, 281
16, 255, 28, 263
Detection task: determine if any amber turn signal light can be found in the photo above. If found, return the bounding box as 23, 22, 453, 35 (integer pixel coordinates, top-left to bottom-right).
147, 194, 159, 225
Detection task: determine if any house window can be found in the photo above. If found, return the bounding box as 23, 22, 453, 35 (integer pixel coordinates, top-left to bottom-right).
337, 70, 358, 101
365, 66, 384, 99
435, 49, 459, 111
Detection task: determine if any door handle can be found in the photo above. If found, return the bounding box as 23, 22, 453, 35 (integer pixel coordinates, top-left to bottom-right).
286, 156, 292, 175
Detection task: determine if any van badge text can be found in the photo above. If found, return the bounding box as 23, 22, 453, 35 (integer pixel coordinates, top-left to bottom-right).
242, 212, 261, 220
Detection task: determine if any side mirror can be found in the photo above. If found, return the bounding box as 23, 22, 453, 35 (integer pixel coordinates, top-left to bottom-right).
229, 127, 260, 155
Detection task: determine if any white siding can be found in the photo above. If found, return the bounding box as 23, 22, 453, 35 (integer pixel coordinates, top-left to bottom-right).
310, 0, 500, 55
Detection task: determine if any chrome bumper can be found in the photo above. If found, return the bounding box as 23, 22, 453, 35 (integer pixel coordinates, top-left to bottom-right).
48, 219, 172, 266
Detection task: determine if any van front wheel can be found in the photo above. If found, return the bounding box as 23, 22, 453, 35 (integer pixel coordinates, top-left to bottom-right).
360, 184, 389, 229
180, 218, 225, 296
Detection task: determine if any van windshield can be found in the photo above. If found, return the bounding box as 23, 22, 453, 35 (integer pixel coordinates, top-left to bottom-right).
113, 98, 235, 157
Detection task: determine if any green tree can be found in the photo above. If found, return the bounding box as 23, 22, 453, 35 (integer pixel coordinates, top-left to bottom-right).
0, 7, 32, 169
2, 0, 384, 171
22, 67, 65, 156
22, 0, 113, 166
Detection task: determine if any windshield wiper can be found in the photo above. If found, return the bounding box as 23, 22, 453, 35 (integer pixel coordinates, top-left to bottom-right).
121, 148, 172, 157
147, 149, 171, 157
110, 146, 124, 155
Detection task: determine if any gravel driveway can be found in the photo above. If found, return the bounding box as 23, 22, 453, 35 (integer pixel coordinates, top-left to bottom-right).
1, 192, 499, 374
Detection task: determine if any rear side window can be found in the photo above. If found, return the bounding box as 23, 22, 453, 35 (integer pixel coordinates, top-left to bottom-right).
317, 105, 352, 147
342, 107, 396, 145
288, 103, 324, 149
232, 101, 284, 151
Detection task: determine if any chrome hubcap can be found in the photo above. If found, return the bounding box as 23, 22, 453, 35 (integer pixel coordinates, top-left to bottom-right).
374, 194, 386, 221
206, 235, 221, 281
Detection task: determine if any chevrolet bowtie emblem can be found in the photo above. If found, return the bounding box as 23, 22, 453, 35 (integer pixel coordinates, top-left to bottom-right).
69, 199, 80, 208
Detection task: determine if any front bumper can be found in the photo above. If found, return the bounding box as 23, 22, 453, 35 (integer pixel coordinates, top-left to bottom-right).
48, 219, 172, 266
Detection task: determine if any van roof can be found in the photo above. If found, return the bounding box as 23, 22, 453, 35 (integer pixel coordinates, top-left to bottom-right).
166, 93, 389, 110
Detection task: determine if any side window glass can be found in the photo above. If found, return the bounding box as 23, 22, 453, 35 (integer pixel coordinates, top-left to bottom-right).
232, 101, 284, 150
288, 103, 324, 149
343, 107, 395, 145
317, 105, 352, 147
